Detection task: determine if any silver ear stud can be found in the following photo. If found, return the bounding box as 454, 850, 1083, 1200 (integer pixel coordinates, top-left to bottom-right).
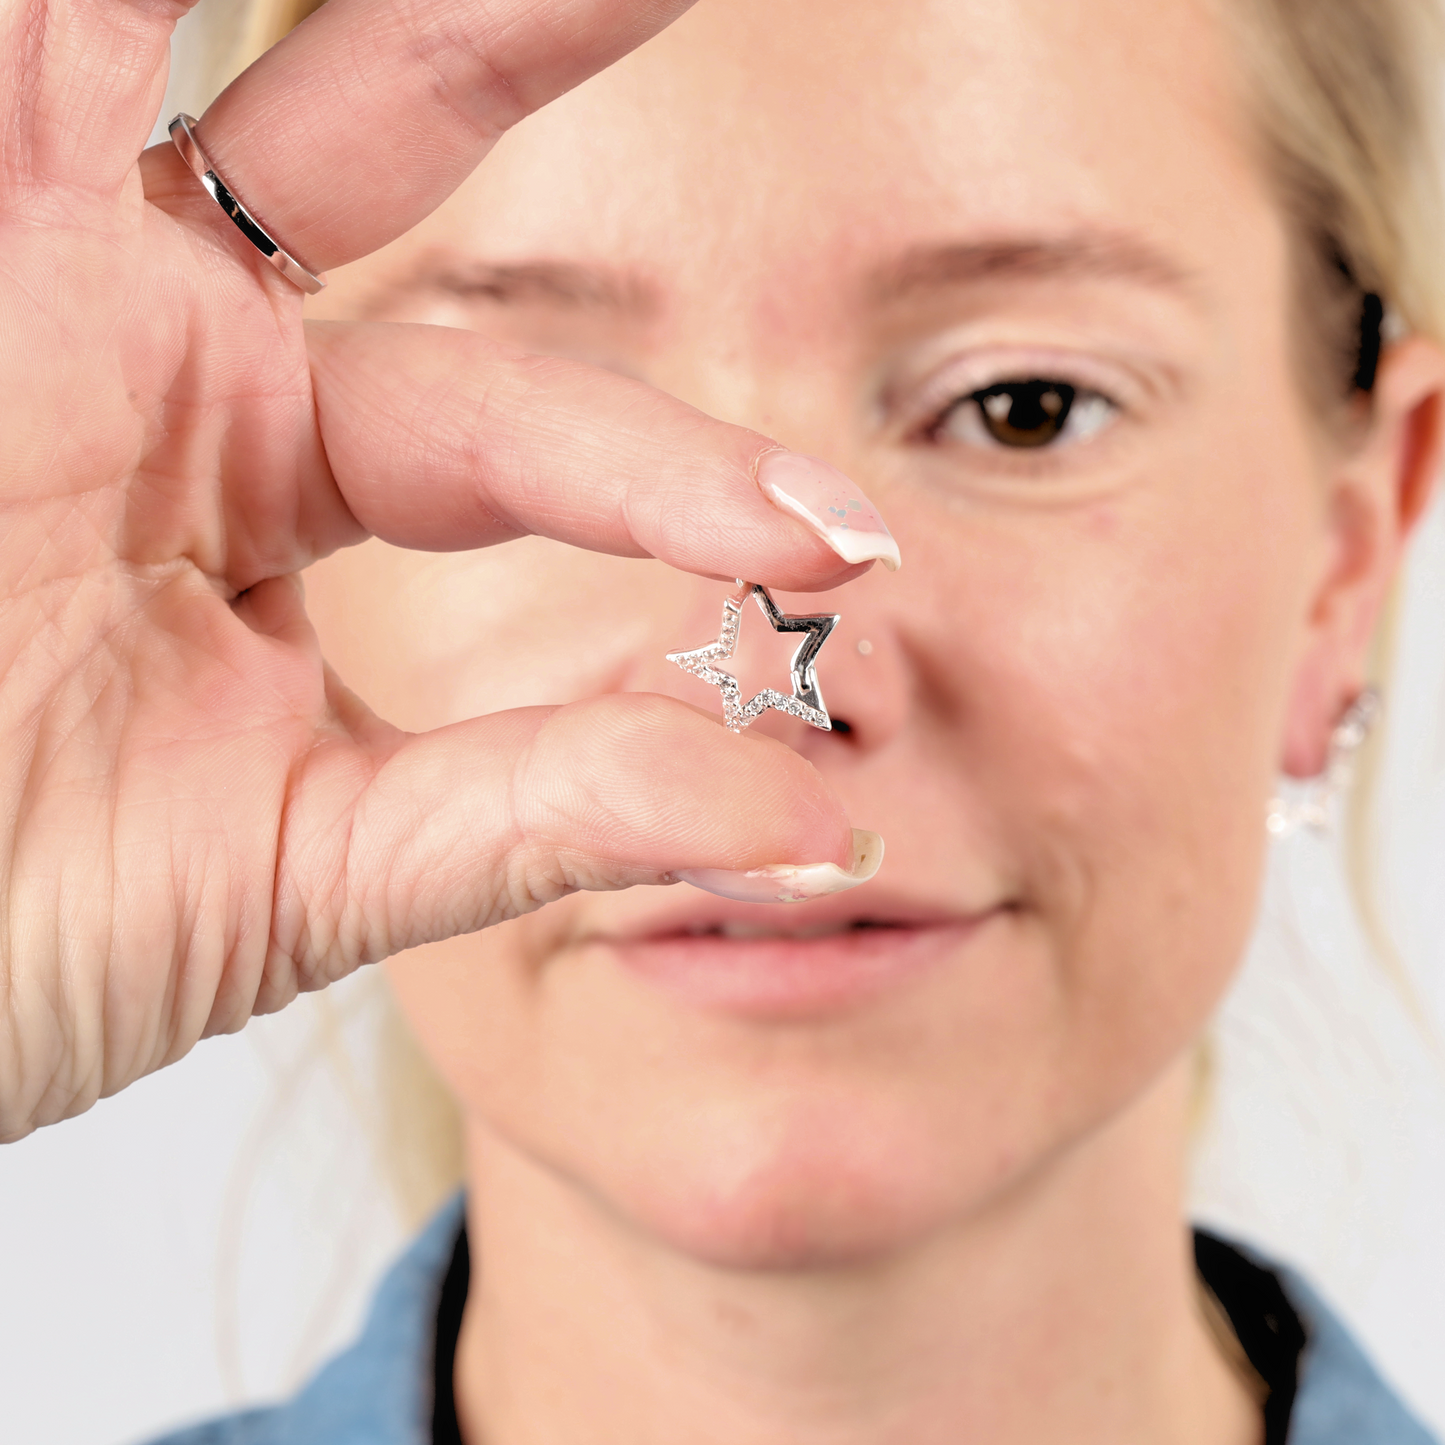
1267, 687, 1381, 837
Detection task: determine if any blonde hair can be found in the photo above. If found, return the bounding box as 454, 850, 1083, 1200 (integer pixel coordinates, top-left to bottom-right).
1226, 0, 1445, 431
208, 0, 1445, 1200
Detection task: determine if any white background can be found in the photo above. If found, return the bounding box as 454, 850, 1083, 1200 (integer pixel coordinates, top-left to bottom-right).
4, 11, 1445, 1444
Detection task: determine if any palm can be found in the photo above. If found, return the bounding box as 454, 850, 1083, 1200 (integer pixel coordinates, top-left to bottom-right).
0, 0, 860, 1141
5, 158, 349, 1131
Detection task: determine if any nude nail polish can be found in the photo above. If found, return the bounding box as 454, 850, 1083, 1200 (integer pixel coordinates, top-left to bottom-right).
756, 452, 901, 571
675, 829, 884, 904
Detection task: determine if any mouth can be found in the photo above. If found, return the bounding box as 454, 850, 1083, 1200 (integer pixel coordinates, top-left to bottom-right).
592, 894, 1001, 1020
677, 916, 912, 941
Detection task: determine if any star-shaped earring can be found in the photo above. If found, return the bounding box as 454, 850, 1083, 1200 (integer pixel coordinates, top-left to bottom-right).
667, 579, 840, 732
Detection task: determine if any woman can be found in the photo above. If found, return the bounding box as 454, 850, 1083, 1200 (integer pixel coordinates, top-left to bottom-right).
4, 0, 1443, 1439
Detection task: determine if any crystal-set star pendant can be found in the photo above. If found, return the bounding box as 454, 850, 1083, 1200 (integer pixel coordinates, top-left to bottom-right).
667, 580, 840, 733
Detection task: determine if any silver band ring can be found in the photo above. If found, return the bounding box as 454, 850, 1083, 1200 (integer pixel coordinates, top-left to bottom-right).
168, 114, 326, 295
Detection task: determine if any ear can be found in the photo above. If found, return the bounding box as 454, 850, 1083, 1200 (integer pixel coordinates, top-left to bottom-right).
1280, 334, 1445, 777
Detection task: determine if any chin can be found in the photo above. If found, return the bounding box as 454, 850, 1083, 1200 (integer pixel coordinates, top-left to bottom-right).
535, 1044, 1071, 1271
583, 1036, 1187, 1274
611, 1109, 965, 1271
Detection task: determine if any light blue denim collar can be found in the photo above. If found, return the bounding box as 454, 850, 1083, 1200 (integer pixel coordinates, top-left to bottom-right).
149, 1195, 464, 1445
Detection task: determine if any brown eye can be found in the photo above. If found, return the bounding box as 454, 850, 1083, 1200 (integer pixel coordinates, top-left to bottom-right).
969, 381, 1076, 447
929, 376, 1117, 453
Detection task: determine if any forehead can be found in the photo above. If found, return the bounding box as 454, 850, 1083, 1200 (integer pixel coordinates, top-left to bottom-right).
445, 0, 1273, 292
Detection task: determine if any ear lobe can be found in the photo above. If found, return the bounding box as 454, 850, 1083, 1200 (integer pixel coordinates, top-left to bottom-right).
1277, 333, 1445, 779
1279, 649, 1339, 779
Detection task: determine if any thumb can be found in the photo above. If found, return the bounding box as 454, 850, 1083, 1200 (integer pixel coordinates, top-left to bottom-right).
252, 693, 874, 1017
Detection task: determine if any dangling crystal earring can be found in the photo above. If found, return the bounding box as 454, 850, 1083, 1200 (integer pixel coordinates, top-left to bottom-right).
1266, 687, 1382, 837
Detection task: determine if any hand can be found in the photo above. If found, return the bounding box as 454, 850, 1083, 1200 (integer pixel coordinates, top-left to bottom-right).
0, 0, 877, 1140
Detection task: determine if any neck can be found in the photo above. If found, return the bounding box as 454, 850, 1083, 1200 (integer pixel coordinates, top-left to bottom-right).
453, 1061, 1259, 1445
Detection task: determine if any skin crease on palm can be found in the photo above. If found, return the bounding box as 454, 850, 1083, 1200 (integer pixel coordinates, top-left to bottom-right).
296, 0, 1445, 1443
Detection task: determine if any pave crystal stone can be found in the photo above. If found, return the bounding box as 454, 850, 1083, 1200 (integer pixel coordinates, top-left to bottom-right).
666, 580, 840, 733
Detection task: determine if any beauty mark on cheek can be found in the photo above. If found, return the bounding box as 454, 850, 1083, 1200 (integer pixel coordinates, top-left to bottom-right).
756, 451, 902, 571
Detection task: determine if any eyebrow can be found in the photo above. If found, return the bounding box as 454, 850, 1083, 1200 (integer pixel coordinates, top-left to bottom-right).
378, 256, 658, 316
373, 234, 1192, 320
869, 234, 1198, 303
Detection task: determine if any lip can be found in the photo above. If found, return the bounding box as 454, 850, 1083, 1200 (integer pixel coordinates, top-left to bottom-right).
589, 889, 1004, 1021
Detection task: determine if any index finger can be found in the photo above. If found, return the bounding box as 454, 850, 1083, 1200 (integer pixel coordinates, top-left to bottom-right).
305, 320, 901, 589
192, 0, 697, 275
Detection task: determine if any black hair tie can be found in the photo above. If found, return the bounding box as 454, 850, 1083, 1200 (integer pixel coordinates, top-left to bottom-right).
1354, 292, 1385, 392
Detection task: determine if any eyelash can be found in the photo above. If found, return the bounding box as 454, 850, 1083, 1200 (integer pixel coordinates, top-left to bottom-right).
924, 379, 1120, 452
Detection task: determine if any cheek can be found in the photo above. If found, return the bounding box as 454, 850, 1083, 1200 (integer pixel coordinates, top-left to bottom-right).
911, 429, 1320, 1095
304, 538, 684, 729
384, 902, 580, 1122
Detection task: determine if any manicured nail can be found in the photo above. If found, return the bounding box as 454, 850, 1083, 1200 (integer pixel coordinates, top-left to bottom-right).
675, 829, 884, 904
756, 452, 901, 571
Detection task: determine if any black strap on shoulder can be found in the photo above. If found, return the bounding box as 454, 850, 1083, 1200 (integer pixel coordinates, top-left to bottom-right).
432, 1221, 471, 1445
1194, 1230, 1307, 1445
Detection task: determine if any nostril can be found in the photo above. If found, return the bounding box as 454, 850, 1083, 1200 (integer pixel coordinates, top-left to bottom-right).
830, 717, 854, 736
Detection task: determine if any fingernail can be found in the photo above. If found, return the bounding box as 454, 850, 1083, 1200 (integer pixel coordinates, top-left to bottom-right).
675, 829, 884, 904
756, 452, 901, 572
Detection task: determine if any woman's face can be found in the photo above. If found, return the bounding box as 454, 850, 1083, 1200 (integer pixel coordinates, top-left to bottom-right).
308, 0, 1359, 1264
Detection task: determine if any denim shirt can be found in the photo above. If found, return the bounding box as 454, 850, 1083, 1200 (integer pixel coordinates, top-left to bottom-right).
148, 1195, 1438, 1445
